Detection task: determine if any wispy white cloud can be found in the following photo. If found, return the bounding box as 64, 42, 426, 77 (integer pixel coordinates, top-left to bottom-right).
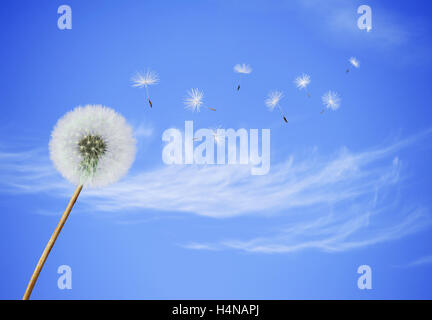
396, 255, 432, 268
134, 123, 154, 138
0, 148, 70, 194
212, 206, 429, 253
181, 243, 220, 251
0, 129, 431, 253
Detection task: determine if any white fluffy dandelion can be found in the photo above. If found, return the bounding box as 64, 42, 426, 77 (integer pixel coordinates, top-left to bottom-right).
184, 88, 216, 112
265, 91, 288, 123
131, 70, 159, 108
50, 105, 136, 187
346, 57, 360, 73
294, 73, 311, 97
321, 91, 341, 114
23, 105, 136, 300
233, 63, 252, 91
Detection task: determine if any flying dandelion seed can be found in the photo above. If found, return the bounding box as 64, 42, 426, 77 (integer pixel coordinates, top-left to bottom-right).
213, 131, 223, 144
294, 73, 311, 97
184, 88, 216, 112
346, 57, 360, 73
211, 126, 225, 145
131, 70, 159, 108
265, 91, 288, 123
265, 91, 283, 111
193, 127, 224, 143
23, 105, 136, 300
350, 57, 360, 68
233, 63, 252, 91
321, 91, 341, 114
184, 88, 204, 112
234, 63, 252, 74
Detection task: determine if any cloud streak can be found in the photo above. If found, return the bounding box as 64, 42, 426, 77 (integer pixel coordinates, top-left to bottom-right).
0, 129, 431, 253
395, 255, 432, 268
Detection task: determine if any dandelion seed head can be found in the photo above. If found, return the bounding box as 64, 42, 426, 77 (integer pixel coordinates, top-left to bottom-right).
131, 70, 159, 87
295, 74, 311, 90
210, 127, 225, 145
184, 88, 204, 112
322, 91, 341, 110
349, 57, 360, 68
265, 91, 284, 111
49, 105, 136, 188
233, 63, 252, 74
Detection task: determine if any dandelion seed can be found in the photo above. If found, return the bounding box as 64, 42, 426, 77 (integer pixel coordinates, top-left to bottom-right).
346, 57, 360, 73
350, 57, 360, 68
211, 126, 225, 145
131, 70, 159, 87
265, 91, 288, 123
295, 74, 310, 89
265, 91, 283, 111
131, 70, 159, 108
193, 127, 225, 143
294, 73, 311, 97
213, 132, 222, 144
234, 63, 252, 74
23, 105, 136, 300
321, 91, 341, 113
184, 88, 204, 112
184, 89, 215, 112
233, 63, 252, 91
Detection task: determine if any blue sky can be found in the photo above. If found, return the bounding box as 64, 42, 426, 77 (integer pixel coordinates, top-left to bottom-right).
1, 0, 432, 299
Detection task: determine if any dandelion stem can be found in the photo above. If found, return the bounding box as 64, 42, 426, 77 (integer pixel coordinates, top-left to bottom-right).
23, 184, 83, 300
